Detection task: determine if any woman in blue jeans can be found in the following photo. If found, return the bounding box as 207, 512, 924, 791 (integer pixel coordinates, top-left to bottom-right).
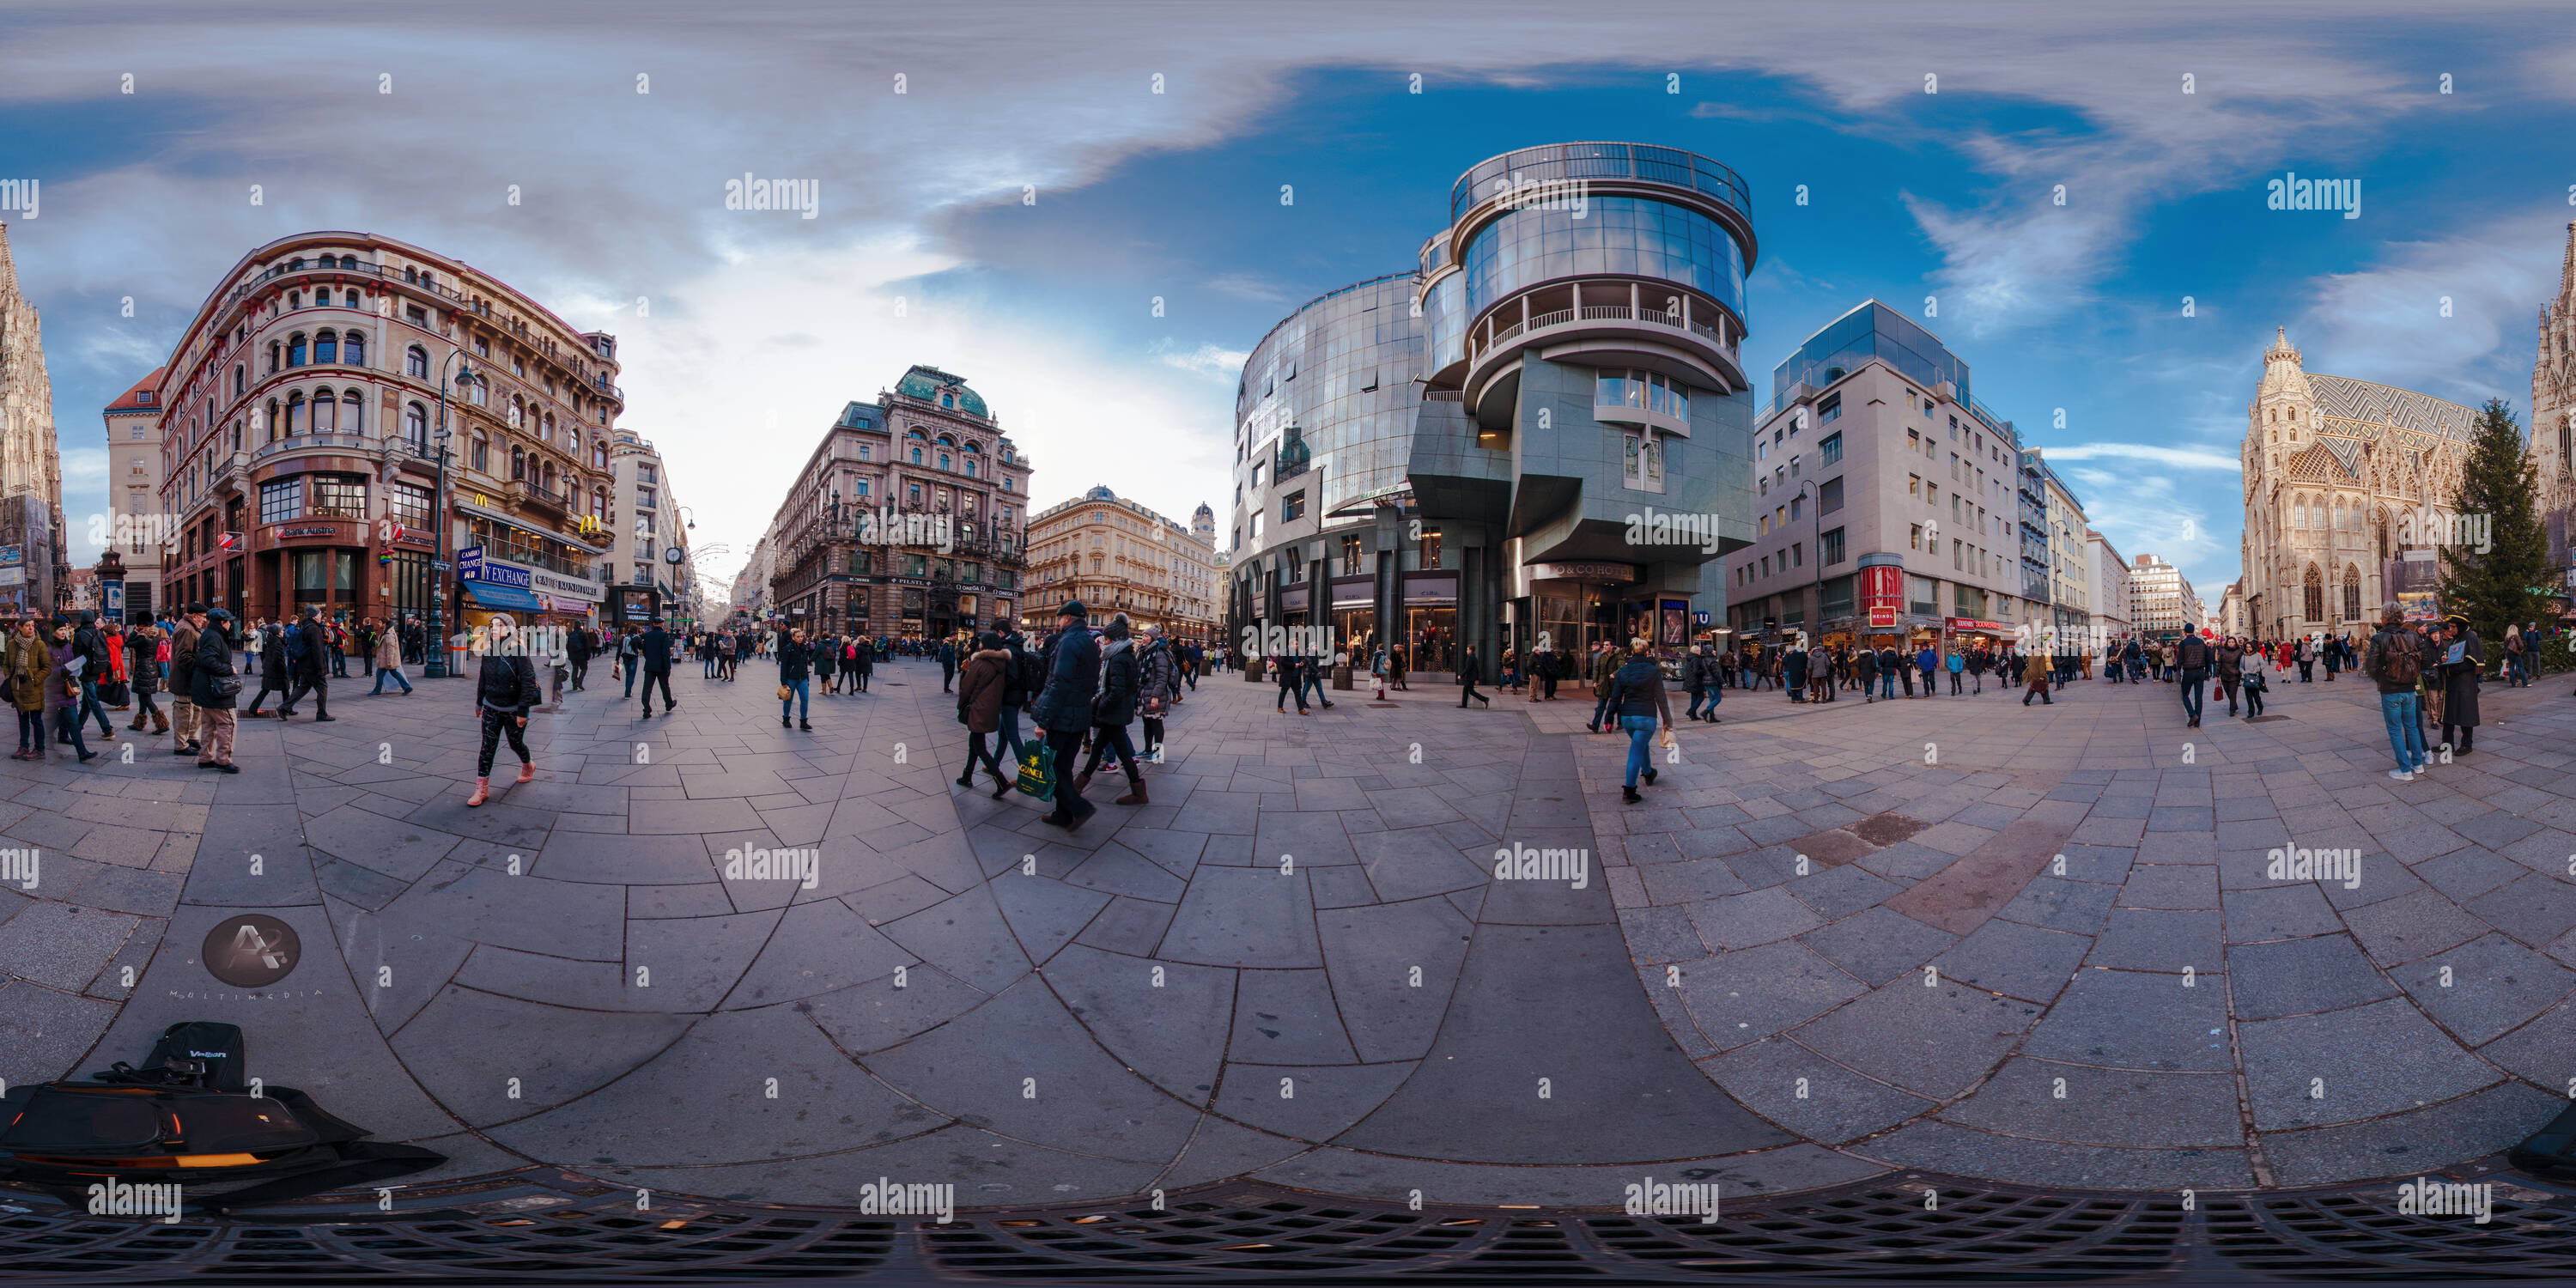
1601, 638, 1675, 804
777, 627, 813, 731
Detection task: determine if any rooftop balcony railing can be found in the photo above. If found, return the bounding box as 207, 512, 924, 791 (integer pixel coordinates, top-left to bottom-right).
1449, 141, 1750, 227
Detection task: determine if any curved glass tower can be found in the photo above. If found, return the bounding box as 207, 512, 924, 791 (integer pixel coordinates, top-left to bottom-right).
1230, 142, 1758, 677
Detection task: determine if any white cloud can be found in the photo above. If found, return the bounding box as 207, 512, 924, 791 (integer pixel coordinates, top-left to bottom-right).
2294, 210, 2571, 409
2041, 443, 2242, 471
1156, 342, 1250, 379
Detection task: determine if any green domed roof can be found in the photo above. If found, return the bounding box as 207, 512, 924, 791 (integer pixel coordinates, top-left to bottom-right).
896, 365, 989, 418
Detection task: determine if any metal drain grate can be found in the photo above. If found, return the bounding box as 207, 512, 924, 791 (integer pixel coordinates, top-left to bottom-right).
3, 1170, 2573, 1282
2204, 1190, 2576, 1279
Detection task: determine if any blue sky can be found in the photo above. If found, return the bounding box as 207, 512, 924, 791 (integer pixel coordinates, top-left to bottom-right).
4, 0, 2572, 605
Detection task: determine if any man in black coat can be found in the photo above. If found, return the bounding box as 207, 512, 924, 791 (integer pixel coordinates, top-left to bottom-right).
279, 605, 334, 721
191, 609, 242, 772
1029, 601, 1102, 829
567, 624, 592, 691
638, 621, 677, 716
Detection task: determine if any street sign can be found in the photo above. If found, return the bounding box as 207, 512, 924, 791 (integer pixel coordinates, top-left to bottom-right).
455, 545, 483, 580
429, 560, 452, 571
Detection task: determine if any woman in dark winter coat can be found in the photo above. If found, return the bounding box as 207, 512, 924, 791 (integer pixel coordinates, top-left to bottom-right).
241, 623, 285, 716
1135, 623, 1180, 761
466, 615, 540, 807
848, 636, 873, 693
953, 632, 1013, 797
125, 626, 167, 734
813, 633, 839, 696
778, 627, 814, 730
1078, 614, 1147, 805
2438, 617, 2483, 754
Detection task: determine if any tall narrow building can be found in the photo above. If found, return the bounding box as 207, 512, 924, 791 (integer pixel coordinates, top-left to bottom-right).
0, 222, 66, 617
2533, 222, 2576, 573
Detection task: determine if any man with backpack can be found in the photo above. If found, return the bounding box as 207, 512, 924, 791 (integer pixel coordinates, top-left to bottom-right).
2172, 629, 2212, 727
2366, 606, 2429, 781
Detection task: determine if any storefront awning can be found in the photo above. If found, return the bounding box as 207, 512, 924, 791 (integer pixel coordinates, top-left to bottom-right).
464, 581, 545, 612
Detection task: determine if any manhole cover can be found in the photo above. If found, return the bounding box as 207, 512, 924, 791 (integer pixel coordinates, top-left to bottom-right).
202, 914, 301, 987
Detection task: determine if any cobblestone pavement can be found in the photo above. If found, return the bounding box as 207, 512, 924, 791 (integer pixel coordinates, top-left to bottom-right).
1, 657, 2571, 1209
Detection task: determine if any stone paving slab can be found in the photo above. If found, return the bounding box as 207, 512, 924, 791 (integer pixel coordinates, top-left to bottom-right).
9, 659, 2576, 1208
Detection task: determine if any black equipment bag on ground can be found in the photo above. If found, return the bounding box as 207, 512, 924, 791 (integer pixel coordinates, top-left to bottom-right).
86, 1020, 248, 1091
0, 1020, 444, 1215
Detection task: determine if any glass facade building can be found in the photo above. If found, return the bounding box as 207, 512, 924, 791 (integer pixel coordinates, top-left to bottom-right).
1230, 141, 1760, 679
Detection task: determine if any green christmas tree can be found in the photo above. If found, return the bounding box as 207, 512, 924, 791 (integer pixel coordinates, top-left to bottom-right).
2438, 398, 2549, 644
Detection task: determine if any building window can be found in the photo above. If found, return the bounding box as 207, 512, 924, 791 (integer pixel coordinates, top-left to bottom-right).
471, 432, 489, 472
407, 346, 428, 379
1819, 477, 1844, 514
344, 331, 365, 367
1623, 432, 1665, 491
1282, 490, 1306, 523
287, 333, 308, 367
259, 477, 302, 525
312, 475, 367, 519
1818, 392, 1841, 422
1910, 523, 1923, 551
1821, 526, 1845, 565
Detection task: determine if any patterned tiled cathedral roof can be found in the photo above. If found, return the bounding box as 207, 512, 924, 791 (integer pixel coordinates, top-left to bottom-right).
2307, 374, 2478, 442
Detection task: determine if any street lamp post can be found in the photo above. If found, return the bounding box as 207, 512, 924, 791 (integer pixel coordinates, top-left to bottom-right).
425, 349, 474, 678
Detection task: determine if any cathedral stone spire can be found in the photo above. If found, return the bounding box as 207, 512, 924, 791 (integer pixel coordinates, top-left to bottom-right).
2260, 325, 2312, 401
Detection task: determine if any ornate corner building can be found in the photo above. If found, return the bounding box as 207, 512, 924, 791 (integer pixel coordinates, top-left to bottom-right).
764, 366, 1032, 639
0, 221, 66, 617
154, 232, 623, 630
1024, 488, 1220, 646
2238, 326, 2477, 639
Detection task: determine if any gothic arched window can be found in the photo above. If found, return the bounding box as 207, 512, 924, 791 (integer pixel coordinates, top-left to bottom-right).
2302, 564, 2324, 623
2342, 565, 2361, 622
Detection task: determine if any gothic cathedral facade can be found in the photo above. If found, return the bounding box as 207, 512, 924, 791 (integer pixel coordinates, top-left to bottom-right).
2239, 327, 2477, 639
